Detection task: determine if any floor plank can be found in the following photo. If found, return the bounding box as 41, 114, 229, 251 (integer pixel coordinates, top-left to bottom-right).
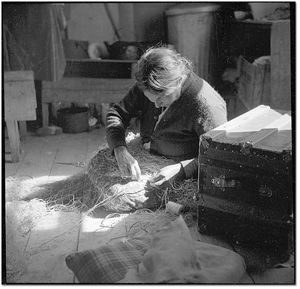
4, 134, 35, 178
189, 226, 254, 284
49, 132, 88, 180
16, 212, 80, 283
78, 212, 118, 252
54, 133, 88, 163
251, 268, 295, 284
229, 240, 295, 284
189, 226, 234, 250
86, 127, 107, 160
13, 134, 62, 181
239, 273, 255, 284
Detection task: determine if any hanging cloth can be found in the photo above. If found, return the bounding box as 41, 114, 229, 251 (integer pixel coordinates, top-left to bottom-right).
3, 3, 66, 81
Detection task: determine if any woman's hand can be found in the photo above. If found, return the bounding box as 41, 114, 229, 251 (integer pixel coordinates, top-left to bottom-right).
114, 146, 141, 181
148, 163, 185, 188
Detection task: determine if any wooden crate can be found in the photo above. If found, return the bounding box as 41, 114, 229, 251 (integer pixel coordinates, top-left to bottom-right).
238, 57, 271, 110
230, 20, 291, 112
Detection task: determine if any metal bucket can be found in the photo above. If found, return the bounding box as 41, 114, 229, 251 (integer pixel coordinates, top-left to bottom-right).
57, 107, 89, 133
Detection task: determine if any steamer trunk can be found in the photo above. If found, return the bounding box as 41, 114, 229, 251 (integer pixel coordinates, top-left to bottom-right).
197, 105, 294, 255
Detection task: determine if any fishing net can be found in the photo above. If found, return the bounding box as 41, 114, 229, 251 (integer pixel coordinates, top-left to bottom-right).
95, 209, 180, 245
5, 198, 49, 283
5, 133, 199, 282
5, 133, 199, 218
86, 132, 198, 214
24, 132, 199, 215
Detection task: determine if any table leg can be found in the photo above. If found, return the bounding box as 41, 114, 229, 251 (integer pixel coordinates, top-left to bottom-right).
6, 120, 21, 162
19, 121, 27, 141
42, 103, 49, 127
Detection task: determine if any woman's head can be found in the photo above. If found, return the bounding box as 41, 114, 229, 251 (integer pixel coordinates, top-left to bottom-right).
135, 47, 193, 92
135, 47, 193, 107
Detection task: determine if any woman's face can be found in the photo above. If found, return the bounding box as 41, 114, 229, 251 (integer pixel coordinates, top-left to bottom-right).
144, 86, 181, 108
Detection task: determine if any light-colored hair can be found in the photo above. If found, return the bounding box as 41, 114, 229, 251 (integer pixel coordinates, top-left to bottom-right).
135, 46, 193, 93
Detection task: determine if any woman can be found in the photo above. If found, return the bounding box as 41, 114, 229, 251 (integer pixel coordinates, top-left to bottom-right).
106, 47, 227, 188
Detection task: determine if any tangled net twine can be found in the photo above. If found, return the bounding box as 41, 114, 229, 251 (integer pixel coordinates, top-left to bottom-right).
41, 133, 198, 222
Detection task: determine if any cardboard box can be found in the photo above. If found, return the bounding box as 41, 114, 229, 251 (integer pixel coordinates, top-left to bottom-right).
238, 57, 271, 110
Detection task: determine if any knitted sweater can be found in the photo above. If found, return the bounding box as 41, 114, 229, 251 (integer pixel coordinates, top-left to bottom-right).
106, 72, 227, 178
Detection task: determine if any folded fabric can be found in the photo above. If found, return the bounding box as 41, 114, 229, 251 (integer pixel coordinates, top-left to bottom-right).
119, 216, 246, 283
65, 235, 152, 283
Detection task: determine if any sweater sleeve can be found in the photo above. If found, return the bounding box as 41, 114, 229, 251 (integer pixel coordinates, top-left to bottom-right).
180, 82, 228, 179
106, 84, 144, 154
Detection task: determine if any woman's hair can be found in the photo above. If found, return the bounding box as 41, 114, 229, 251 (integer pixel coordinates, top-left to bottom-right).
135, 46, 194, 93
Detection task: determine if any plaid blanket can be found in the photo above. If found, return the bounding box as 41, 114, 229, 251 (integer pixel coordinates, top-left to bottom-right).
65, 235, 152, 283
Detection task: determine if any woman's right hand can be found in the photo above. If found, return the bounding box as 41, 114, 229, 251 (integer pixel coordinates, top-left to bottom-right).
114, 146, 141, 181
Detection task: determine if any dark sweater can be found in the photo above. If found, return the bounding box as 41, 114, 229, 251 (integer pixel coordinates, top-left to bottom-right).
106, 72, 227, 178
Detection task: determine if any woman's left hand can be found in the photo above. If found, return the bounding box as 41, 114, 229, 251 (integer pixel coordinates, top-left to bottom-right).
148, 163, 185, 188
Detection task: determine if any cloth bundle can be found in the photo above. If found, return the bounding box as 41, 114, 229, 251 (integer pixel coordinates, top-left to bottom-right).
119, 215, 246, 283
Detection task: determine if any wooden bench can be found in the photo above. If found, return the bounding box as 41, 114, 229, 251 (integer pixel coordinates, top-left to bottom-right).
41, 59, 137, 127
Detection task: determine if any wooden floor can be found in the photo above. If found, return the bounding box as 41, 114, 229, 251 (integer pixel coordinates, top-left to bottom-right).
4, 126, 295, 284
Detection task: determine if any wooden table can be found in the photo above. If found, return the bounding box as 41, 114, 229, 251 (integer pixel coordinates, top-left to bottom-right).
41, 59, 137, 127
4, 71, 37, 162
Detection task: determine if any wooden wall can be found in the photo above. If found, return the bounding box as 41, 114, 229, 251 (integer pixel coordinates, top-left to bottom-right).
66, 3, 119, 44
270, 21, 291, 111
250, 2, 289, 19
64, 3, 176, 45
64, 3, 289, 44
